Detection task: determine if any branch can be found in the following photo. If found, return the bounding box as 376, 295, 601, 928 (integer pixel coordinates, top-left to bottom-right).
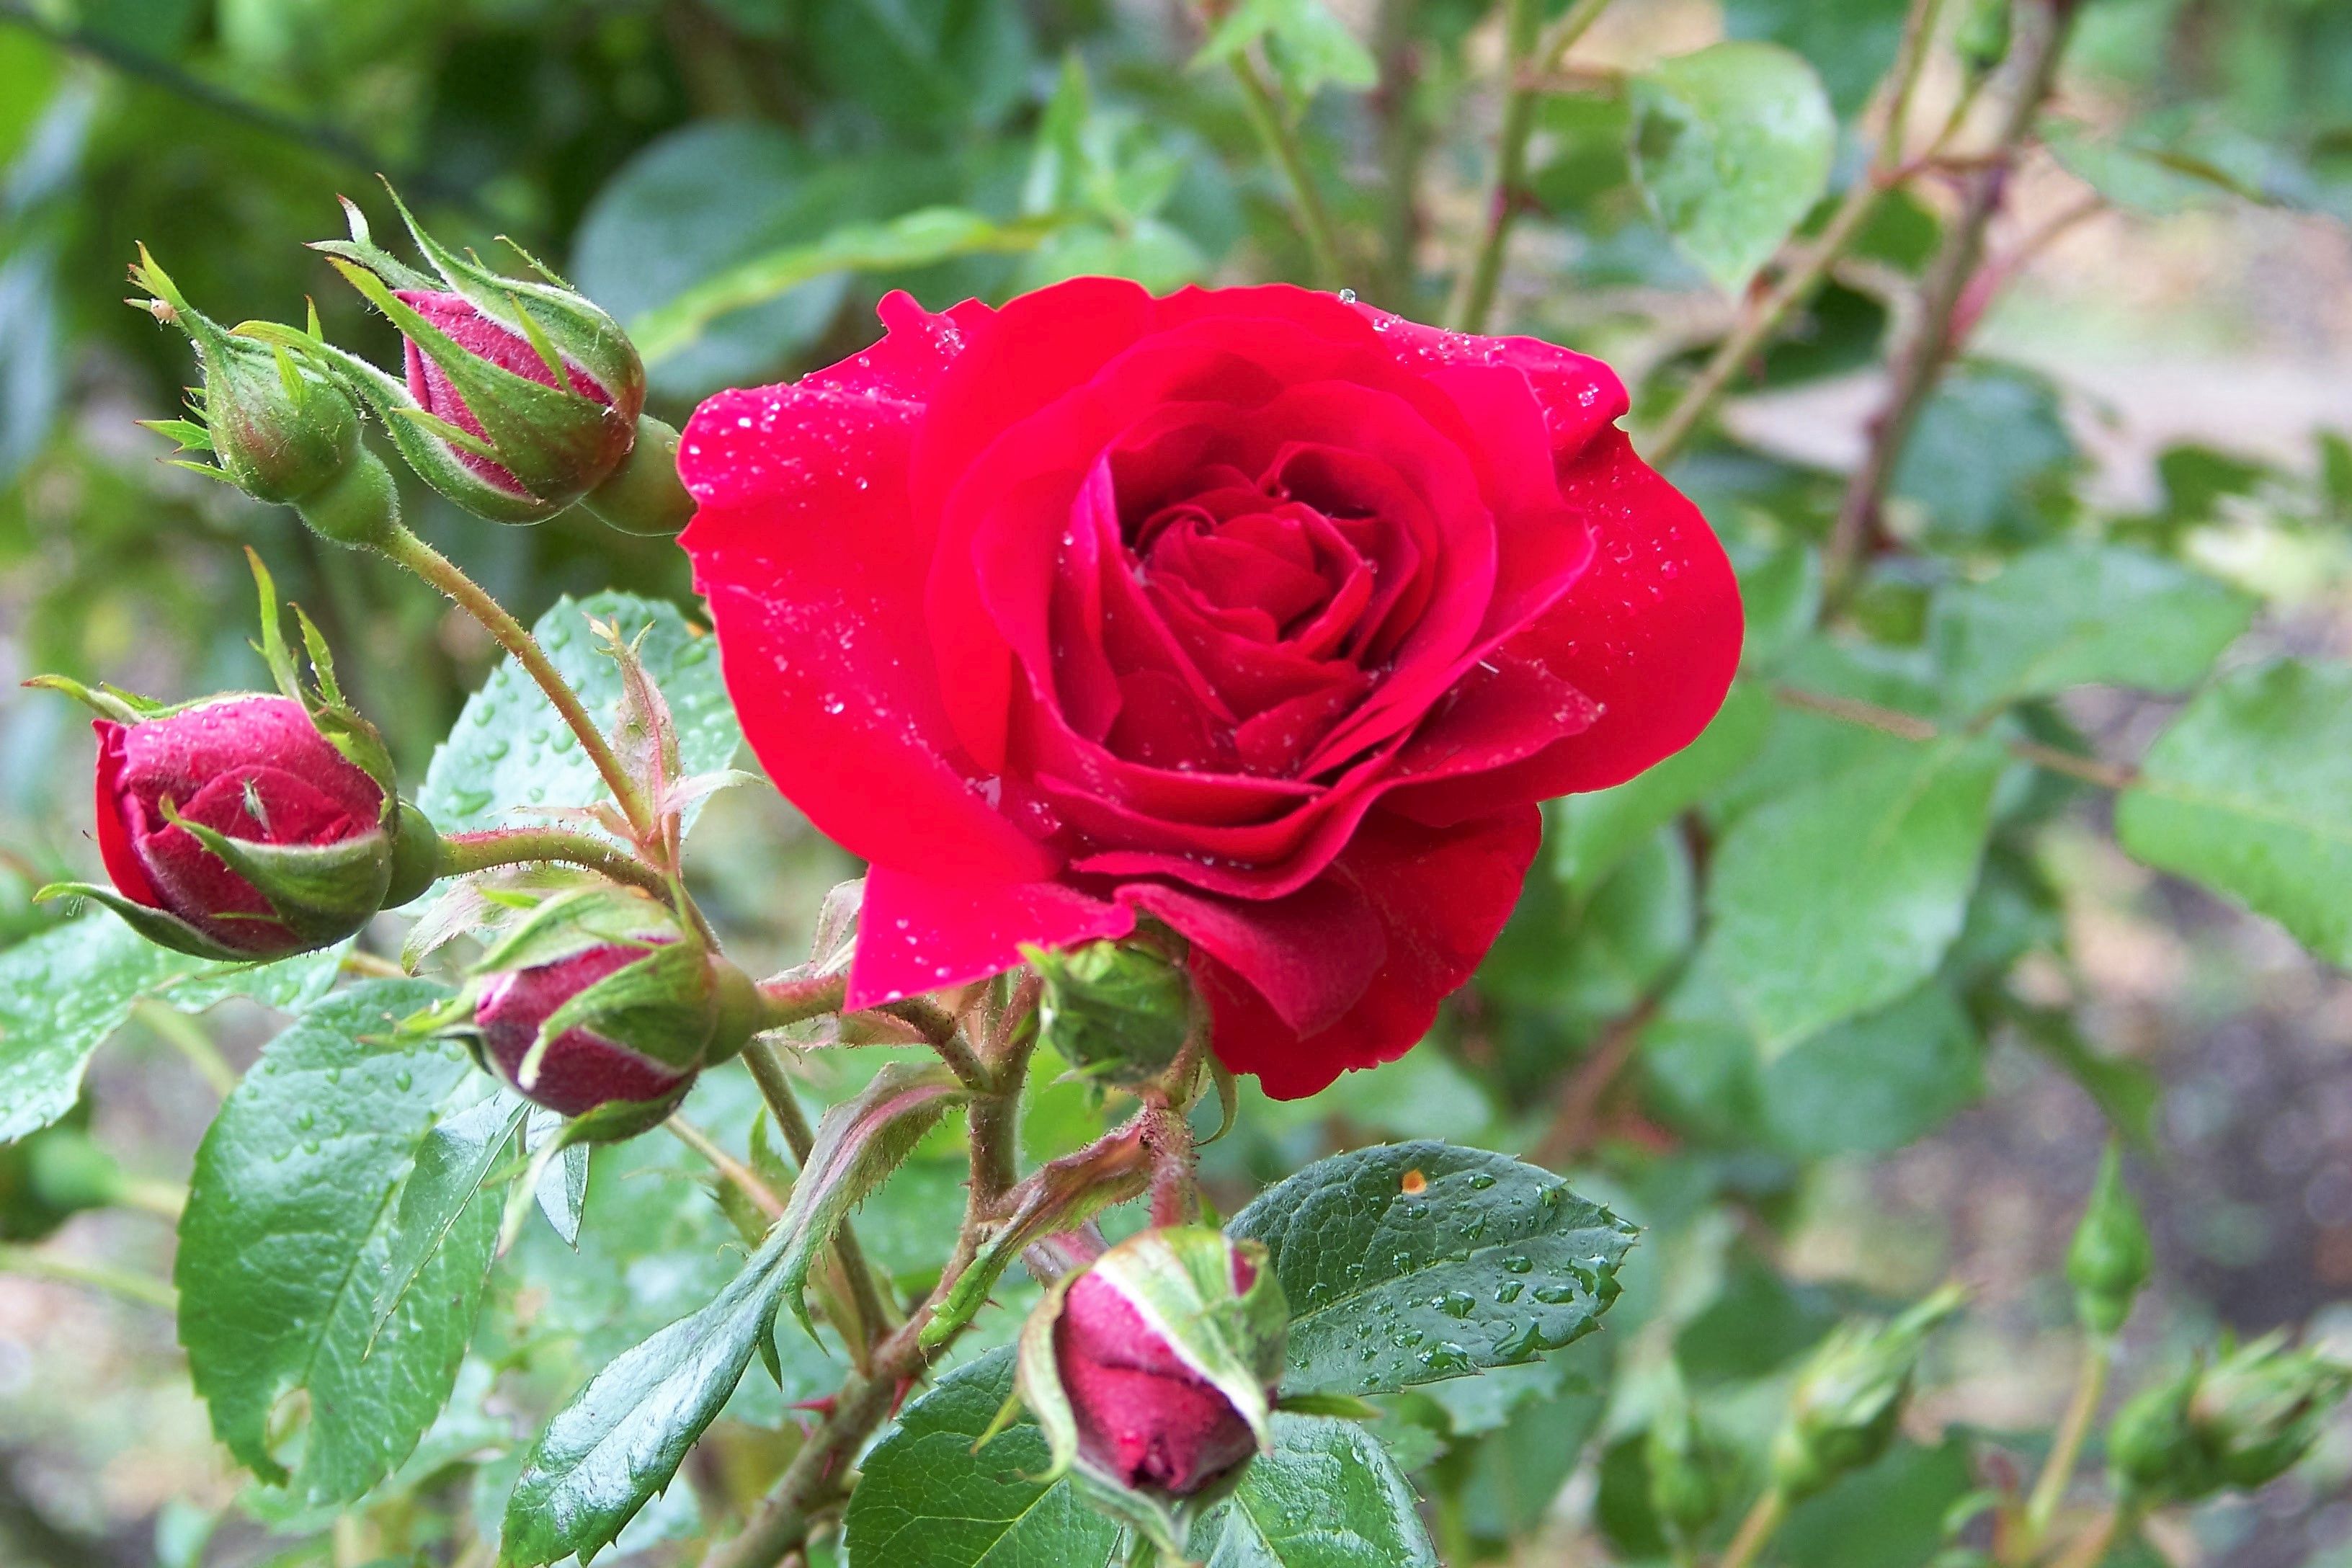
1643, 0, 1949, 467
1773, 685, 2137, 790
1448, 0, 1613, 332
1825, 0, 2081, 601
435, 827, 672, 898
0, 1243, 176, 1312
1225, 53, 1348, 290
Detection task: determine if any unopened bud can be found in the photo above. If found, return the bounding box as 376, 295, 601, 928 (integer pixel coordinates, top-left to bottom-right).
2195, 1335, 2352, 1492
1770, 1285, 1965, 1501
1647, 1391, 1734, 1541
278, 184, 687, 534
1000, 1226, 1286, 1552
414, 881, 753, 1139
2067, 1142, 2152, 1337
34, 556, 428, 961
2108, 1360, 2220, 1505
1026, 937, 1194, 1088
128, 246, 398, 548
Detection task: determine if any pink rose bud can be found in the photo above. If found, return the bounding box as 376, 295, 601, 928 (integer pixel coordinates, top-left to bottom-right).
1055, 1241, 1266, 1494
1004, 1226, 1286, 1550
473, 942, 697, 1118
286, 184, 692, 535
89, 696, 396, 960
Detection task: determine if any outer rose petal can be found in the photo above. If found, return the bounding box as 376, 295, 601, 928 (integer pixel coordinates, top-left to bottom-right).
1386, 429, 1742, 824
849, 865, 1135, 1010
680, 299, 1058, 885
1121, 876, 1386, 1038
1197, 806, 1542, 1099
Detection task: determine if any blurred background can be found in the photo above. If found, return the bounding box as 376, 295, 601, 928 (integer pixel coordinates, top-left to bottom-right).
0, 0, 2348, 1564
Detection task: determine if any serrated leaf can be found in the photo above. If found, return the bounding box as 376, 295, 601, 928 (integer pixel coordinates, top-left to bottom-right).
1701, 736, 2003, 1056
842, 1348, 1123, 1568
1226, 1142, 1634, 1397
501, 1219, 798, 1566
1188, 1413, 1441, 1568
0, 912, 342, 1143
416, 591, 739, 839
1929, 543, 2254, 715
1631, 42, 1835, 294
370, 1090, 527, 1338
529, 1108, 590, 1246
2116, 659, 2352, 966
177, 981, 496, 1504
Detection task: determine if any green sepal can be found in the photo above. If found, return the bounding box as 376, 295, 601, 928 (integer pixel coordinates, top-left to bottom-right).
1087, 1228, 1286, 1458
1006, 1269, 1084, 1482
1770, 1283, 1966, 1502
527, 936, 717, 1082
31, 881, 259, 962
20, 674, 166, 724
1025, 937, 1194, 1090
550, 1077, 697, 1146
153, 796, 393, 948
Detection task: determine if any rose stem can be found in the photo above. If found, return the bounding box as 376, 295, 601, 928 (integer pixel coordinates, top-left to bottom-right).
1222, 51, 1347, 290
752, 972, 849, 1030
667, 1115, 783, 1220
1716, 1486, 1788, 1568
133, 997, 239, 1098
705, 988, 1053, 1568
1644, 0, 1948, 468
0, 1243, 177, 1312
1771, 685, 2138, 793
879, 997, 993, 1094
740, 1040, 896, 1351
435, 826, 672, 896
375, 522, 654, 839
1447, 0, 1612, 334
1825, 0, 2081, 604
2021, 1334, 2114, 1554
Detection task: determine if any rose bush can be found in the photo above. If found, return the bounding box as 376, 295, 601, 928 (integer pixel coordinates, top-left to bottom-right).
680, 279, 1741, 1095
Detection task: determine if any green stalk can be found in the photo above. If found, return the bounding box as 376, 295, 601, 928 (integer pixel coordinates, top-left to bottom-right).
1717, 1486, 1788, 1568
2023, 1337, 2113, 1553
436, 827, 671, 897
1227, 54, 1348, 289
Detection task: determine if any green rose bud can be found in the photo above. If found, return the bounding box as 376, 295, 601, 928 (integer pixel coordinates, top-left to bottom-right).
1647, 1389, 1734, 1541
128, 246, 398, 548
2109, 1360, 2219, 1506
2066, 1141, 2153, 1337
2195, 1335, 2352, 1492
1026, 937, 1195, 1088
1770, 1285, 1965, 1502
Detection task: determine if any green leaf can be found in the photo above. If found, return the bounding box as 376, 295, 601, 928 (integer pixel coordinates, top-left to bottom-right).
1195, 0, 1378, 99
1187, 1413, 1440, 1567
630, 208, 1058, 365
2115, 659, 2352, 966
1227, 1141, 1635, 1396
1631, 42, 1836, 294
0, 912, 342, 1143
842, 1348, 1123, 1568
416, 591, 739, 838
1774, 1438, 1976, 1568
1551, 679, 1770, 892
1892, 362, 2075, 547
1701, 737, 2003, 1055
1722, 0, 1910, 115
177, 981, 497, 1504
501, 1218, 800, 1566
370, 1090, 526, 1337
1929, 543, 2254, 715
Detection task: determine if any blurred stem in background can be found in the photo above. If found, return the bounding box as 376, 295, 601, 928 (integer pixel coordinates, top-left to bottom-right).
1222, 53, 1348, 288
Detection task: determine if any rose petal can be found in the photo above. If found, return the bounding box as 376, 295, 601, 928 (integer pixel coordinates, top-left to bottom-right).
1120, 876, 1386, 1038
1386, 430, 1742, 824
1196, 806, 1541, 1098
1352, 303, 1629, 460
847, 865, 1134, 1010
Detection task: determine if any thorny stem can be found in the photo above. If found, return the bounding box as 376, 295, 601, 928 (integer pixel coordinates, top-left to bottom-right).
1825, 0, 2080, 604
2023, 1336, 2113, 1554
377, 523, 654, 840
1226, 53, 1348, 290
1716, 1486, 1788, 1568
741, 1041, 895, 1351
0, 1243, 177, 1312
2047, 1500, 2137, 1568
1644, 0, 1948, 467
1773, 685, 2138, 792
753, 971, 850, 1031
1145, 1102, 1200, 1226
706, 985, 1051, 1568
1449, 0, 1611, 332
881, 997, 992, 1092
436, 827, 671, 899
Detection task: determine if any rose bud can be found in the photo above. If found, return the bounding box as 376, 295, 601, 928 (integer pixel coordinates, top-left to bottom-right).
1026, 936, 1194, 1087
128, 246, 398, 548
284, 184, 690, 535
2192, 1335, 2352, 1492
2065, 1141, 2152, 1338
999, 1226, 1285, 1551
1647, 1389, 1734, 1544
1770, 1285, 1964, 1502
411, 881, 757, 1140
35, 560, 434, 963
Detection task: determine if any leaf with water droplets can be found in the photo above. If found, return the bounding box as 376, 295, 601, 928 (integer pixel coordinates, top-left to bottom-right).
177, 980, 496, 1505
417, 591, 741, 842
1227, 1141, 1635, 1397
1185, 1412, 1440, 1567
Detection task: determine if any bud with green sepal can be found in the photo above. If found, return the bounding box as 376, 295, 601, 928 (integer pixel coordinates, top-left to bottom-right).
259, 184, 690, 535
2108, 1358, 2218, 1507
406, 877, 760, 1141
1770, 1284, 1966, 1502
1648, 1378, 1735, 1548
2109, 1335, 2350, 1507
31, 553, 435, 961
1024, 934, 1195, 1090
128, 246, 398, 548
2067, 1141, 2152, 1337
991, 1225, 1287, 1559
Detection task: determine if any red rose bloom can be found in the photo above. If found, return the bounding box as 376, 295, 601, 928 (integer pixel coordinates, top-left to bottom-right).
680, 280, 1740, 1097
